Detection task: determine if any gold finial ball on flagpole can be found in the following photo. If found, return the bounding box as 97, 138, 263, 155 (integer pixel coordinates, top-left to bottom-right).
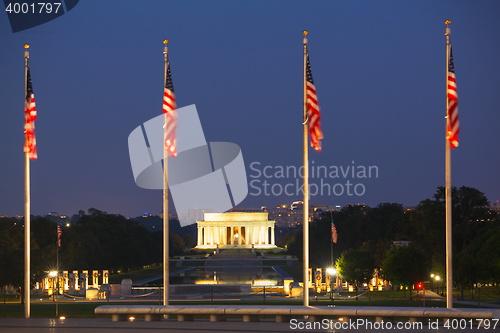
445, 20, 451, 26
303, 30, 308, 36
163, 39, 169, 45
24, 44, 29, 49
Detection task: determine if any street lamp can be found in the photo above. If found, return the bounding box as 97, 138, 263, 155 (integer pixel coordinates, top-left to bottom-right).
435, 275, 441, 296
49, 270, 59, 315
430, 274, 434, 292
49, 271, 57, 301
326, 267, 336, 302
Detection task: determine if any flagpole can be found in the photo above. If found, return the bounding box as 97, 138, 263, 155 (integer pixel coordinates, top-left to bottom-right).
163, 40, 170, 307
23, 44, 31, 319
330, 215, 334, 269
56, 224, 59, 316
444, 20, 453, 309
302, 31, 310, 307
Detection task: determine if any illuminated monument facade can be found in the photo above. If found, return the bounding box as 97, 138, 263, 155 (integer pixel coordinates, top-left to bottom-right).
196, 212, 277, 249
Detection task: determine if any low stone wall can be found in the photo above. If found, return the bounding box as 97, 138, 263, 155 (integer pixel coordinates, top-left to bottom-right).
95, 304, 500, 323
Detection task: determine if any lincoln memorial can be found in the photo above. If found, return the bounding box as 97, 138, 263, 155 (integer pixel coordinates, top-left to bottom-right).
195, 212, 277, 249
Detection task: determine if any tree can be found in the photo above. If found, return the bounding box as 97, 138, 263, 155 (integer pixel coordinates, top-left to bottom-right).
336, 248, 375, 298
413, 186, 493, 254
280, 229, 303, 261
183, 234, 196, 249
411, 186, 497, 291
307, 205, 374, 268
0, 218, 24, 293
58, 209, 162, 272
30, 218, 59, 287
282, 203, 413, 268
477, 227, 500, 284
381, 245, 430, 300
410, 197, 446, 275
0, 217, 59, 302
368, 203, 411, 242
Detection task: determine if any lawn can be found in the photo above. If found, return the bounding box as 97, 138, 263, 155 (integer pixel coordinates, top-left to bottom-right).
0, 301, 161, 318
108, 262, 179, 284
278, 262, 304, 280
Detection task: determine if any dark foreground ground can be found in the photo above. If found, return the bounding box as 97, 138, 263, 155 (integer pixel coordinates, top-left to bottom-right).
0, 317, 495, 333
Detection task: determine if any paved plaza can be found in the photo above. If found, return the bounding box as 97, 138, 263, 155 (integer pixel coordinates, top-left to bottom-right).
0, 317, 492, 333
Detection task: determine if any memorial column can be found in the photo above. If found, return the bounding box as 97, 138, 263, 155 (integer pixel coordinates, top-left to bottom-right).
198, 226, 202, 246
271, 226, 275, 245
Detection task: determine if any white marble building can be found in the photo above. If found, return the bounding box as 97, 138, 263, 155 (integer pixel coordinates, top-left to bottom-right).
195, 212, 277, 249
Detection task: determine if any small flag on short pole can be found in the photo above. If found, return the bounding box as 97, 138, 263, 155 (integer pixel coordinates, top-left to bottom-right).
24, 66, 37, 160
163, 52, 178, 158
305, 48, 323, 152
57, 225, 62, 247
331, 220, 338, 244
447, 45, 459, 149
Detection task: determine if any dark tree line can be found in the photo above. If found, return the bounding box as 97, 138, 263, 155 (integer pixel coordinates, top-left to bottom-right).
280, 186, 500, 291
411, 186, 499, 293
279, 202, 412, 268
0, 208, 189, 292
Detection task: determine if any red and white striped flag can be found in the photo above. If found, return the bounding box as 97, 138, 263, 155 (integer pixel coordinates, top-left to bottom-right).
163, 55, 178, 158
331, 219, 338, 244
57, 225, 62, 247
24, 67, 37, 160
306, 49, 323, 152
447, 45, 459, 149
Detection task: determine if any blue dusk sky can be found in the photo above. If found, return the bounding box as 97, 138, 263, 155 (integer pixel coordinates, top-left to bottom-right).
0, 0, 499, 218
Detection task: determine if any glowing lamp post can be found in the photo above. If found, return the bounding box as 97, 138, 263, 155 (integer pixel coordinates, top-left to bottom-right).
49, 271, 59, 315
435, 275, 442, 296
49, 271, 57, 301
326, 267, 336, 302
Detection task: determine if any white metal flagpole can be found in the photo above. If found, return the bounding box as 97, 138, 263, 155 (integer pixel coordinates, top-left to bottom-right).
302, 31, 310, 307
163, 40, 170, 306
444, 20, 453, 309
23, 43, 31, 319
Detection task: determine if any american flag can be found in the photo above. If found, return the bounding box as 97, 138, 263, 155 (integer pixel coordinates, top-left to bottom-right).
447, 45, 459, 149
331, 219, 338, 244
57, 225, 62, 247
163, 55, 178, 158
306, 49, 323, 152
24, 66, 37, 160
